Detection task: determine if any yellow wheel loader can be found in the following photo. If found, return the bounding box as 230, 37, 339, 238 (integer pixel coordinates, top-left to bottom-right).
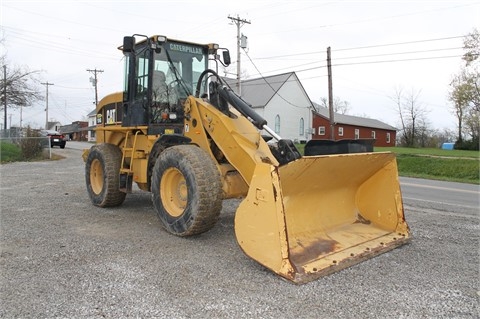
83, 34, 410, 284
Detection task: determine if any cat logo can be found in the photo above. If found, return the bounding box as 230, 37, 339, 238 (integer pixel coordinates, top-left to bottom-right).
106, 109, 116, 124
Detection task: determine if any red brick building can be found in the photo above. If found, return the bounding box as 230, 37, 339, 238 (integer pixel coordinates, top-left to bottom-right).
312, 106, 397, 147
59, 121, 88, 141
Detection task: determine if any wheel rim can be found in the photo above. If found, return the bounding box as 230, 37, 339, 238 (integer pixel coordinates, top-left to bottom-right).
160, 167, 187, 217
90, 158, 104, 195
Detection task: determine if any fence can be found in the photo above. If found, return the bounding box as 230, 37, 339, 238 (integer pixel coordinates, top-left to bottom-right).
1, 129, 55, 159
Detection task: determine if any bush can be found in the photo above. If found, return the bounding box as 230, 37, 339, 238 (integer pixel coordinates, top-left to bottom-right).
454, 138, 479, 151
19, 127, 44, 160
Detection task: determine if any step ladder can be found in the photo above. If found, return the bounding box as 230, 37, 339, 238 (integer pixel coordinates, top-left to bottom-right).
119, 131, 140, 193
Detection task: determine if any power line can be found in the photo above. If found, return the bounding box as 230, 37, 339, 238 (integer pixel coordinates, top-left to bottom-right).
260, 54, 463, 76
336, 35, 466, 52
240, 77, 316, 87
48, 94, 87, 123
242, 48, 309, 109
333, 47, 463, 60
254, 3, 476, 37
0, 25, 112, 48
4, 29, 118, 61
2, 4, 121, 34
260, 61, 325, 75
253, 35, 466, 60
52, 84, 91, 90
325, 3, 476, 33
333, 54, 462, 67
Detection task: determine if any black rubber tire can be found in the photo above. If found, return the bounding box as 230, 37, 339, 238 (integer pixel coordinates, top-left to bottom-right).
85, 143, 126, 207
151, 145, 223, 236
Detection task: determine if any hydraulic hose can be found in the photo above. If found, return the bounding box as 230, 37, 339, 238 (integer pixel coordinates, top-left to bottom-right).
218, 86, 267, 130
195, 69, 268, 130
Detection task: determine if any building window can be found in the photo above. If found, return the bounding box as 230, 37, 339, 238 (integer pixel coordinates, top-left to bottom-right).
275, 115, 280, 133
371, 130, 376, 139
299, 118, 304, 136
319, 126, 326, 135
338, 127, 344, 136
354, 129, 360, 139
386, 132, 391, 144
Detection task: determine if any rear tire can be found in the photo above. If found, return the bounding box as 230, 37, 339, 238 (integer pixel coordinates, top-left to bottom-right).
85, 143, 126, 207
151, 145, 223, 236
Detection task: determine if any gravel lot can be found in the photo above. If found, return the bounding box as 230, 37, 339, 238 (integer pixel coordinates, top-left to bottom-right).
1, 143, 479, 318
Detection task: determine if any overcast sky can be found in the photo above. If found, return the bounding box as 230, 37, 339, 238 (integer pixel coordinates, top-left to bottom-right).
1, 0, 479, 131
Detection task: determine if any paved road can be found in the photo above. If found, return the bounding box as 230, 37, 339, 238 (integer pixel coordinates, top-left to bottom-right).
401, 176, 479, 211
1, 145, 479, 318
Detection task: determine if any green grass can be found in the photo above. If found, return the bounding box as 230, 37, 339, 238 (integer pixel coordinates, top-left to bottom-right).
375, 146, 479, 159
0, 141, 63, 163
0, 141, 23, 163
394, 154, 479, 184
376, 147, 479, 184
296, 143, 306, 154
297, 144, 479, 184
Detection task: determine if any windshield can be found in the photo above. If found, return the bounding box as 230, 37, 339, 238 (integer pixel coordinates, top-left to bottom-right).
154, 40, 208, 98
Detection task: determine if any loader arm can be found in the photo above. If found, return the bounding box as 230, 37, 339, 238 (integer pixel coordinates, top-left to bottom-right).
183, 95, 279, 186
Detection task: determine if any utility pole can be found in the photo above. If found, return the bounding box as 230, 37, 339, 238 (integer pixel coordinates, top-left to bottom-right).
228, 15, 250, 96
41, 82, 54, 129
3, 65, 7, 135
87, 68, 104, 106
327, 47, 335, 140
20, 104, 23, 129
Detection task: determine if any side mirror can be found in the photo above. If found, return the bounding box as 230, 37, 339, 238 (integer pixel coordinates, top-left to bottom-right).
123, 36, 135, 53
222, 51, 231, 66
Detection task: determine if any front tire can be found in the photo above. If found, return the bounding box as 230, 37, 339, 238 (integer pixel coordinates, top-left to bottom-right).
85, 143, 126, 207
151, 145, 223, 236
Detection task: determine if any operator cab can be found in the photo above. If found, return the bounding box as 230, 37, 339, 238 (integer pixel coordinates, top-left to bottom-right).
121, 35, 230, 135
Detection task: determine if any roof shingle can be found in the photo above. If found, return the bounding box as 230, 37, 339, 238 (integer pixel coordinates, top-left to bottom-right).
314, 103, 397, 131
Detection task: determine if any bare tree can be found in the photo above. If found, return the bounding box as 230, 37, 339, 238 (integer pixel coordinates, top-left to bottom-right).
1, 64, 43, 111
391, 86, 429, 147
1, 40, 43, 129
318, 96, 350, 114
416, 117, 433, 148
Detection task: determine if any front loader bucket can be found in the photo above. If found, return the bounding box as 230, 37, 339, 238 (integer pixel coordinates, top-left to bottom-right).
234, 152, 410, 284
